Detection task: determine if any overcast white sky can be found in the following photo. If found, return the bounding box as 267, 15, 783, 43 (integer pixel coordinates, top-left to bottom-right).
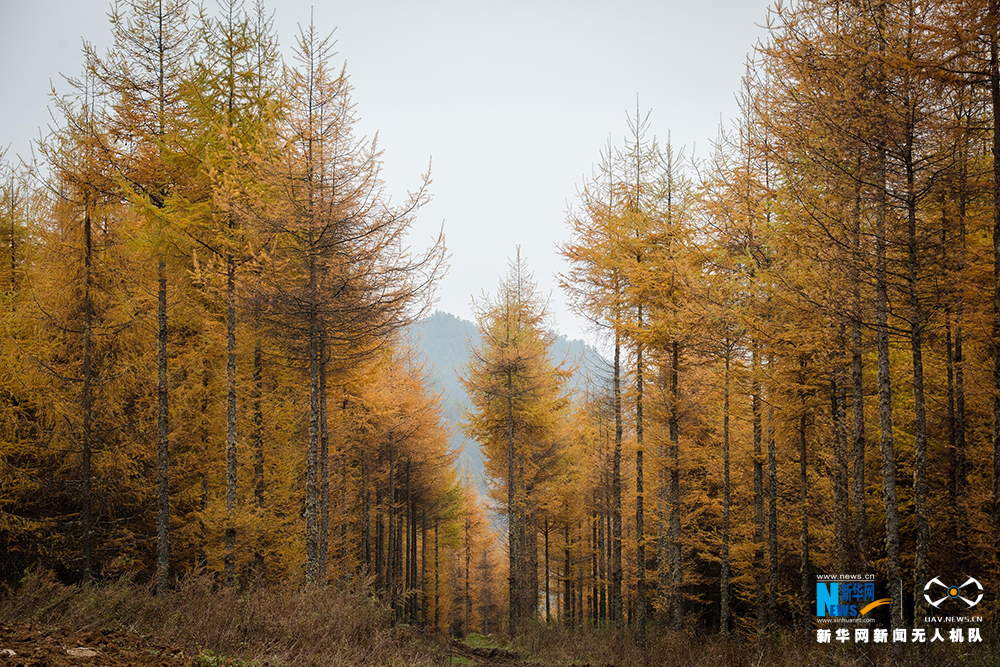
0, 0, 774, 344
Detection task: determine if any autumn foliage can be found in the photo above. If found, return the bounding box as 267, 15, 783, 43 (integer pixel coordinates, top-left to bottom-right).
4, 0, 1000, 658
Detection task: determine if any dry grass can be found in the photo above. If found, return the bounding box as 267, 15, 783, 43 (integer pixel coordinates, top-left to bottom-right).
0, 569, 445, 666
506, 622, 1000, 667
4, 574, 998, 667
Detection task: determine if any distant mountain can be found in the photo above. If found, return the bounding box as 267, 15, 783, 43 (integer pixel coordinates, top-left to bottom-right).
408, 311, 605, 496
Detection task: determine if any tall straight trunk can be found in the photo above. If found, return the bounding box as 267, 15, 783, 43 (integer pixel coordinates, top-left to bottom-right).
82, 200, 94, 582
407, 460, 414, 623
395, 476, 404, 621
832, 366, 851, 573
305, 251, 320, 583
564, 523, 572, 628
720, 347, 731, 634
152, 3, 174, 598
528, 513, 538, 621
201, 369, 209, 514
752, 350, 765, 634
875, 138, 902, 628
611, 336, 623, 627
556, 534, 562, 623
421, 511, 427, 625
341, 435, 349, 565
577, 522, 585, 628
989, 0, 1000, 551
481, 549, 491, 634
635, 321, 646, 642
767, 402, 778, 626
376, 454, 384, 590
943, 206, 955, 510
952, 129, 969, 568
8, 192, 16, 296
465, 516, 471, 634
591, 511, 598, 626
598, 462, 607, 625
598, 409, 605, 627
224, 251, 237, 588
361, 450, 370, 571
905, 143, 929, 620
434, 517, 440, 631
318, 335, 329, 582
252, 340, 264, 573
410, 480, 418, 622
850, 187, 868, 571
387, 448, 396, 609
668, 340, 682, 630
944, 191, 958, 544
156, 258, 170, 595
506, 368, 521, 632
544, 516, 551, 622
799, 409, 810, 621
404, 463, 411, 622
945, 301, 957, 511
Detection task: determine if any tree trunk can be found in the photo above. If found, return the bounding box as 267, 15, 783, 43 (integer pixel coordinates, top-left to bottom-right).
252, 340, 264, 574
635, 325, 646, 642
611, 336, 623, 627
906, 144, 929, 621
305, 249, 320, 583
404, 463, 411, 623
465, 515, 471, 635
767, 402, 778, 626
376, 453, 384, 590
799, 409, 810, 624
564, 523, 572, 628
318, 334, 329, 582
421, 511, 427, 626
752, 349, 765, 635
591, 511, 598, 626
361, 448, 370, 572
224, 251, 237, 588
544, 516, 551, 623
156, 258, 170, 595
850, 204, 868, 572
410, 478, 418, 623
720, 346, 731, 634
82, 200, 94, 582
434, 517, 440, 631
387, 447, 396, 610
875, 136, 902, 628
668, 340, 682, 630
577, 522, 585, 629
989, 0, 1000, 556
201, 368, 209, 515
832, 366, 851, 574
506, 367, 521, 632
953, 128, 969, 570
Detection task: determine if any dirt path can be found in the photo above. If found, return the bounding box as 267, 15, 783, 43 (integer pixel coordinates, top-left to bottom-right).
447, 640, 615, 667
0, 625, 190, 667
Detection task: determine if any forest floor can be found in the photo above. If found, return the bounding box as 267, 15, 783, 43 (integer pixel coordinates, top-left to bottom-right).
1, 576, 997, 667
1, 622, 998, 667
0, 627, 581, 667
0, 625, 189, 667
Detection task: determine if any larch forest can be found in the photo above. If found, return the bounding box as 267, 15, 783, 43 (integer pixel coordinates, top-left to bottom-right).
1, 1, 1000, 666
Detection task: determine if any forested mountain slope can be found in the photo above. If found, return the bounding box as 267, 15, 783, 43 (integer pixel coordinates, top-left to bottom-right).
410, 311, 604, 494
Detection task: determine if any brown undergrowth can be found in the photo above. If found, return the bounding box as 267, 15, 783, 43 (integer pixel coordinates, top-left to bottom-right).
503, 623, 1000, 667
0, 570, 442, 666
3, 574, 999, 667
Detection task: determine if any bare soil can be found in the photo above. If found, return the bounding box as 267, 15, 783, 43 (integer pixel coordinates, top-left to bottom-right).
0, 626, 191, 667
448, 640, 616, 667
